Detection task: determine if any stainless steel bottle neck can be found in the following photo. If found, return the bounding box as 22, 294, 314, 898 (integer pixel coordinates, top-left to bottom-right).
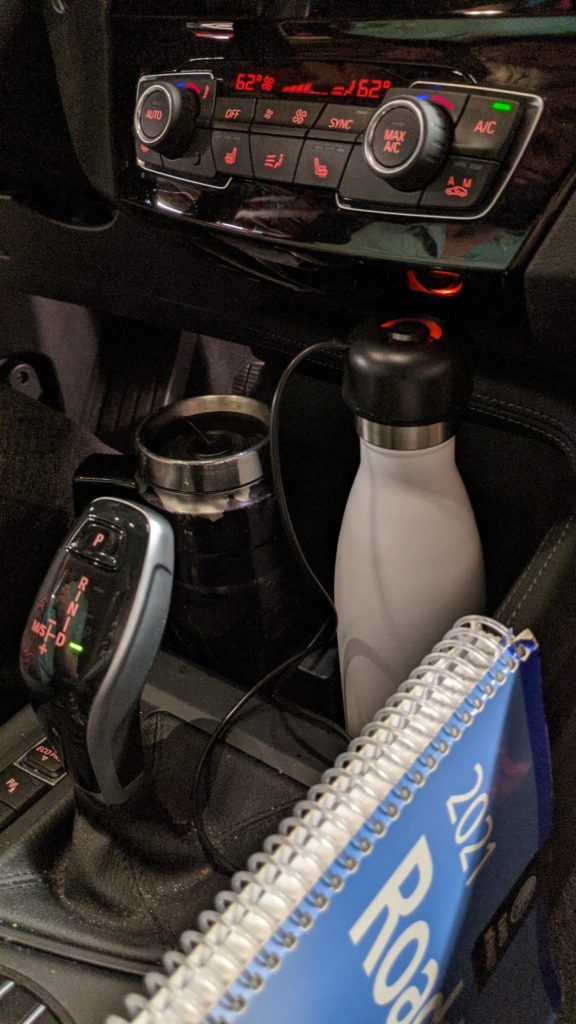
136, 395, 270, 495
355, 417, 454, 451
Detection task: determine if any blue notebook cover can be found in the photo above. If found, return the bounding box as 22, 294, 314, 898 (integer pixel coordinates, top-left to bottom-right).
205, 632, 558, 1024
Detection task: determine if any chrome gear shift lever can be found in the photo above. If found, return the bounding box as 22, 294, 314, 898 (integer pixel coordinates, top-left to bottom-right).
20, 497, 174, 805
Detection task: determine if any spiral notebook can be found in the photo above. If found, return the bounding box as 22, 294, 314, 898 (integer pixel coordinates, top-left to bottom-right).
111, 616, 559, 1024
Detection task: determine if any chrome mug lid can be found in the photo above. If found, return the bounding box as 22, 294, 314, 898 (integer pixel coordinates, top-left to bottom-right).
136, 395, 270, 495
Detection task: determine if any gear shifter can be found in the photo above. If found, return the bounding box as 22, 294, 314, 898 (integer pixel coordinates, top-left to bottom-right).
19, 497, 174, 805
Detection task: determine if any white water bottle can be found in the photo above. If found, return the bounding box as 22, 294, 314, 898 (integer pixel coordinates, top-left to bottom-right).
335, 319, 485, 736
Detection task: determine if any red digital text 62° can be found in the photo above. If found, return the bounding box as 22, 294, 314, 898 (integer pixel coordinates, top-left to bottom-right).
446, 763, 496, 888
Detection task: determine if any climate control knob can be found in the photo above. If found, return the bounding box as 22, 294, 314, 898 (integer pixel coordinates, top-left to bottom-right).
134, 81, 199, 160
364, 96, 451, 192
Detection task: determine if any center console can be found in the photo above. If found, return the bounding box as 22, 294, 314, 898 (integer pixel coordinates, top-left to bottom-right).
2, 3, 576, 1022
114, 11, 576, 276
134, 63, 542, 220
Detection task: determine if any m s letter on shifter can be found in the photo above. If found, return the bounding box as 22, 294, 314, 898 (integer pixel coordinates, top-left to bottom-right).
19, 498, 174, 805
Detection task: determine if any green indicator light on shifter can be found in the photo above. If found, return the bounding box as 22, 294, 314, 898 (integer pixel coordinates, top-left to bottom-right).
68, 642, 84, 653
492, 101, 512, 111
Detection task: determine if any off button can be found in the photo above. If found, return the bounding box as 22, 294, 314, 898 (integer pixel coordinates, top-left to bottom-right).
371, 107, 421, 169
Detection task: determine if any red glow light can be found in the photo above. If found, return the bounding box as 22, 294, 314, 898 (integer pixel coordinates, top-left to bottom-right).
406, 269, 464, 298
431, 95, 455, 111
380, 318, 444, 341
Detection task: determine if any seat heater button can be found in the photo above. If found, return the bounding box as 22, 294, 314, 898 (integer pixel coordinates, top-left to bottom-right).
295, 139, 353, 188
211, 130, 253, 176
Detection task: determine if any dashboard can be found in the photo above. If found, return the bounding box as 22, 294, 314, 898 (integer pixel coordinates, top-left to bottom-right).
132, 64, 543, 260
0, 1, 576, 363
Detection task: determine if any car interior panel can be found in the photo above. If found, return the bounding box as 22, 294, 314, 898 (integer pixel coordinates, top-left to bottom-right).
1, 1, 576, 1021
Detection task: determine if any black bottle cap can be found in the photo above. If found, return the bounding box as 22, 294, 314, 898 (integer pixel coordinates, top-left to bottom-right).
342, 318, 469, 427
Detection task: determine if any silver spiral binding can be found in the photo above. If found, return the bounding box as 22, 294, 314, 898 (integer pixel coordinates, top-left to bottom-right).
108, 616, 523, 1024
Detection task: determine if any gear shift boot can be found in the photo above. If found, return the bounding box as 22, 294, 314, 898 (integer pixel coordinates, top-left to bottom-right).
0, 709, 306, 967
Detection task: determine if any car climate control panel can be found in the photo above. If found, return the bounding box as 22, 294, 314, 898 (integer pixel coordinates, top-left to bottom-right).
134, 62, 543, 221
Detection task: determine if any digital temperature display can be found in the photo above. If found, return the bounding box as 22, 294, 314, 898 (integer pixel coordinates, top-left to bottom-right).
232, 69, 393, 102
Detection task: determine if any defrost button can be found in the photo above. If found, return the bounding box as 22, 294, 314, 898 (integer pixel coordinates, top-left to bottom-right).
250, 135, 304, 183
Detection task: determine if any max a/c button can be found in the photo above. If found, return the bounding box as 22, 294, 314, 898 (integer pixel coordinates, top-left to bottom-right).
421, 157, 499, 210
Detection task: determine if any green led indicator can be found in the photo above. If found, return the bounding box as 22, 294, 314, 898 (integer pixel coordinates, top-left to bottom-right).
492, 101, 512, 112
68, 641, 84, 653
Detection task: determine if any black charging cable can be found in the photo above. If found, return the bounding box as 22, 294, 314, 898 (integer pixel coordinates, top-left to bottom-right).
190, 341, 349, 875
